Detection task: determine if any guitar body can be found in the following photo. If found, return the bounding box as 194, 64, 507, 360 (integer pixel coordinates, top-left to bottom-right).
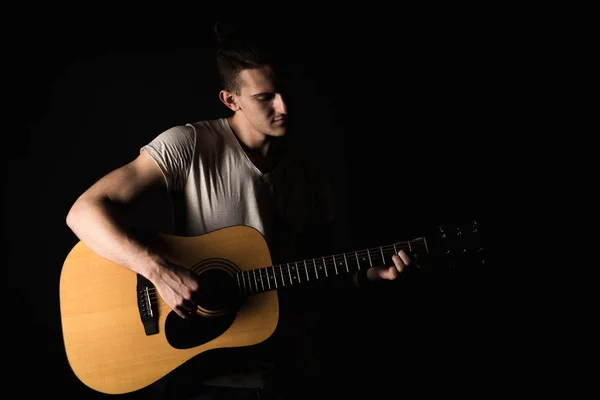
59, 225, 278, 395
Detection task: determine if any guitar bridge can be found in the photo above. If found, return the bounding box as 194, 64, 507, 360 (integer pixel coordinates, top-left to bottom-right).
136, 274, 158, 335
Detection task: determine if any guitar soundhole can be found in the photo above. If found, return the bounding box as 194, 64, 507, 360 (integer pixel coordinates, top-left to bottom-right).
165, 258, 244, 350
195, 267, 243, 314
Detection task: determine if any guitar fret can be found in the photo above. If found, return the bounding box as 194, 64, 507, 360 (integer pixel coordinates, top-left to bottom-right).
322, 257, 328, 277
367, 249, 373, 268
313, 259, 319, 279
279, 265, 285, 286
242, 271, 248, 294
295, 262, 301, 283
286, 263, 294, 285
253, 270, 258, 293
304, 260, 310, 281
265, 268, 271, 290
272, 266, 278, 288
380, 246, 385, 265
408, 241, 412, 252
333, 255, 338, 275
343, 253, 349, 273
237, 273, 241, 293
304, 262, 310, 282
259, 268, 265, 291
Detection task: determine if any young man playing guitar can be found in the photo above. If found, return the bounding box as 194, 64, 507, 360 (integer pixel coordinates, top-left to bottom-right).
64, 21, 415, 399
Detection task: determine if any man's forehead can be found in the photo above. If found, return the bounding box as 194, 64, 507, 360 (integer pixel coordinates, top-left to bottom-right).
239, 67, 277, 94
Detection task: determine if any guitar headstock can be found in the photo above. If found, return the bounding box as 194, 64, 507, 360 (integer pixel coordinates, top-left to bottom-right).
428, 220, 485, 269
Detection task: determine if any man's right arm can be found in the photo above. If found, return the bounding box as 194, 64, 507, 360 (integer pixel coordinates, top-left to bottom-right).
66, 149, 199, 318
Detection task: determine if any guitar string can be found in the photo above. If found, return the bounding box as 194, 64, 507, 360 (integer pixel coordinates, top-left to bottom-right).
144, 241, 428, 299
145, 241, 427, 291
247, 242, 429, 281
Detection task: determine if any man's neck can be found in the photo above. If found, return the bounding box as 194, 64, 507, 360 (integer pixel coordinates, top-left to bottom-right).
227, 115, 271, 157
227, 115, 285, 173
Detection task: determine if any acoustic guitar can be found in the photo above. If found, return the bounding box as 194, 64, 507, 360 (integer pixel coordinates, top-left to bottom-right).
59, 221, 483, 394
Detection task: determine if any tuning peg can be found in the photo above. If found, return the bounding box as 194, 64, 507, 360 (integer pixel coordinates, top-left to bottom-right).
438, 225, 447, 239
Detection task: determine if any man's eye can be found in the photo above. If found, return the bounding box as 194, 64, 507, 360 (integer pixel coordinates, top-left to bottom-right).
257, 94, 275, 101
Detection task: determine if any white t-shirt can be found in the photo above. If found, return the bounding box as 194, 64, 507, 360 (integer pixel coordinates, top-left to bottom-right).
141, 117, 334, 263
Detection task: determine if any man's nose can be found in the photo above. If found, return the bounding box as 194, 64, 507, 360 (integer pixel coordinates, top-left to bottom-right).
274, 93, 287, 114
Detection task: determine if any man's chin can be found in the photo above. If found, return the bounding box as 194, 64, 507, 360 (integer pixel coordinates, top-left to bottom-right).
269, 126, 287, 137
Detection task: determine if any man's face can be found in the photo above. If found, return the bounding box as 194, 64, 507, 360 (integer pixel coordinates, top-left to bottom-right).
235, 65, 289, 137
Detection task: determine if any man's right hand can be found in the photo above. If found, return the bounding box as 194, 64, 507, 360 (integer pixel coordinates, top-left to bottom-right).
149, 260, 201, 319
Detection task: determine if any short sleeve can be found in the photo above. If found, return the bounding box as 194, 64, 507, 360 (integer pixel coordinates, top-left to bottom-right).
141, 125, 196, 192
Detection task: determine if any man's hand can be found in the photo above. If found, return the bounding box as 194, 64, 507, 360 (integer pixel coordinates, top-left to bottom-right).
368, 249, 417, 281
149, 260, 201, 319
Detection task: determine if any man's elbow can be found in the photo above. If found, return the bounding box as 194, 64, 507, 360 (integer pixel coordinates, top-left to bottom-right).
65, 199, 84, 232
66, 196, 97, 232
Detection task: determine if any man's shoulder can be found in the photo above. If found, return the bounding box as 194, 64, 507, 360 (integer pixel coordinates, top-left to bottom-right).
182, 117, 232, 146
186, 117, 229, 135
145, 117, 229, 153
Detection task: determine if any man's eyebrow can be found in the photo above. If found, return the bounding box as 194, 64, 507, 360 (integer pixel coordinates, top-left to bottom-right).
250, 91, 273, 97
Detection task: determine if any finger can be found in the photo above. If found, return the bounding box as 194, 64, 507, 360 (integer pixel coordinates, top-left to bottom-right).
375, 265, 398, 280
183, 298, 197, 309
386, 265, 399, 279
391, 254, 406, 274
397, 250, 413, 267
174, 299, 197, 319
183, 299, 198, 315
174, 307, 190, 319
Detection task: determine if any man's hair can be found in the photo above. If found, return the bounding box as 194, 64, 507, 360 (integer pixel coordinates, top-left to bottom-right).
214, 21, 280, 94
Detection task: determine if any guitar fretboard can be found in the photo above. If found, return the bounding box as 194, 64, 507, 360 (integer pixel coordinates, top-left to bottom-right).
236, 238, 428, 295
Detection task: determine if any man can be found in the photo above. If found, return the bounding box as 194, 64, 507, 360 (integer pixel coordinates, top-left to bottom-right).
65, 21, 414, 398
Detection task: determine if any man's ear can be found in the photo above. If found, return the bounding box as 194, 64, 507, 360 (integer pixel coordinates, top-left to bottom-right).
219, 90, 240, 111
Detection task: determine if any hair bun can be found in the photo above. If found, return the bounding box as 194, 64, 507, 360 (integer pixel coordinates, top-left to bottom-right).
214, 21, 243, 44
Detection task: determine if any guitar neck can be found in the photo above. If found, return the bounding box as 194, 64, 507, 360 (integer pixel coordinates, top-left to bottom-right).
236, 238, 428, 295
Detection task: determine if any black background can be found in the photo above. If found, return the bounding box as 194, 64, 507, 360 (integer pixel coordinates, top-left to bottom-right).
6, 11, 506, 398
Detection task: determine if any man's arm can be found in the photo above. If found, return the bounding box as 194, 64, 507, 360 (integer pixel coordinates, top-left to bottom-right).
66, 150, 199, 318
